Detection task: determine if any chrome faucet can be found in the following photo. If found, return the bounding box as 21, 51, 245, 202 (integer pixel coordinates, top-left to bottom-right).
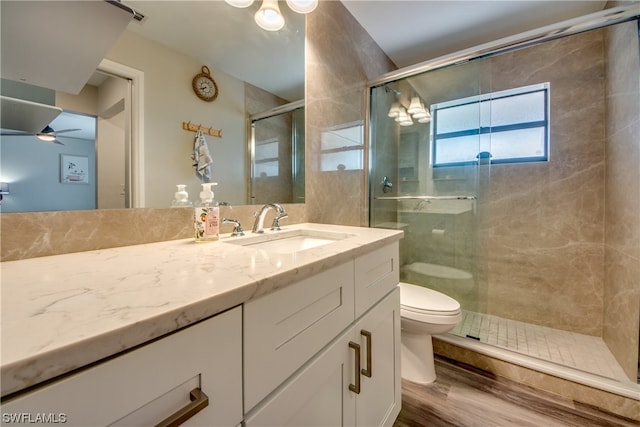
222, 218, 245, 236
414, 199, 431, 211
252, 203, 288, 233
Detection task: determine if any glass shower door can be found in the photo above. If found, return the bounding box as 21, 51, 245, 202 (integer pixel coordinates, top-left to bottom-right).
369, 61, 488, 315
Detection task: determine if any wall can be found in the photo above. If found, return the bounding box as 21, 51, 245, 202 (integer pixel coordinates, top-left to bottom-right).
0, 204, 307, 261
481, 30, 607, 336
105, 30, 247, 207
603, 19, 640, 382
0, 133, 97, 212
305, 1, 396, 226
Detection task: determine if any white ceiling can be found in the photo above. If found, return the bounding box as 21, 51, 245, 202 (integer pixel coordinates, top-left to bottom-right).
341, 1, 607, 68
118, 0, 607, 102
124, 0, 305, 102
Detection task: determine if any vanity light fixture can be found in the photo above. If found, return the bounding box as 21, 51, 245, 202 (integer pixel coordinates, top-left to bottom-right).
225, 0, 318, 32
406, 96, 422, 114
387, 101, 402, 118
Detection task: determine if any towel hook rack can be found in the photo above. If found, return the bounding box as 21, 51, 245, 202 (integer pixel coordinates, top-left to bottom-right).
182, 121, 222, 138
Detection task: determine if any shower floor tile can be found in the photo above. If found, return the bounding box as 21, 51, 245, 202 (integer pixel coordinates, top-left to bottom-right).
451, 310, 630, 382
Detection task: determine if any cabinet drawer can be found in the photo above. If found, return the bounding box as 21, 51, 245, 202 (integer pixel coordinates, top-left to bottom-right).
355, 242, 400, 318
1, 307, 243, 427
244, 261, 355, 412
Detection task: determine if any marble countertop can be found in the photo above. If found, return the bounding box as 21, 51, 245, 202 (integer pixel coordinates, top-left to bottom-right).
1, 223, 402, 397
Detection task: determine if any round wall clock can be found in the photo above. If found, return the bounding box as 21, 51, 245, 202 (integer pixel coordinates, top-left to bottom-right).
192, 66, 219, 102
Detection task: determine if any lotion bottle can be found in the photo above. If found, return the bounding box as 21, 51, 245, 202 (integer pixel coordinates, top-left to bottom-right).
194, 182, 219, 242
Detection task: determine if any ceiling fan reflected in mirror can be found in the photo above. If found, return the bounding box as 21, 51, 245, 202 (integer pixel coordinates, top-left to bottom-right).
0, 126, 81, 145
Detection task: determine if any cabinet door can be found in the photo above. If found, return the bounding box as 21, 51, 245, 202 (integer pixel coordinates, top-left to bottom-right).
244, 261, 355, 412
1, 307, 243, 427
355, 288, 401, 427
354, 243, 399, 318
244, 329, 357, 427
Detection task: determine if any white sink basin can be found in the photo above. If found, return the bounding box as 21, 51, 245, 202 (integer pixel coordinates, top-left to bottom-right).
224, 229, 353, 254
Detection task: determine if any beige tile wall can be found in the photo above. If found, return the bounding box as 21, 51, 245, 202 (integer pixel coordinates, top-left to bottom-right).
603, 19, 640, 381
305, 1, 396, 227
0, 204, 307, 261
481, 29, 607, 336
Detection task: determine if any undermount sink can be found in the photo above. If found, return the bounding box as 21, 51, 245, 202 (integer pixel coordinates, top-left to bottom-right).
223, 229, 353, 254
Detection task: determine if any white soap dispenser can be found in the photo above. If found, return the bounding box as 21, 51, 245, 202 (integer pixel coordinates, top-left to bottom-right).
194, 182, 219, 242
171, 184, 192, 207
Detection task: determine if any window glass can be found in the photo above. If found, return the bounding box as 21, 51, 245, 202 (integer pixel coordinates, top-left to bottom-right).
433, 83, 549, 166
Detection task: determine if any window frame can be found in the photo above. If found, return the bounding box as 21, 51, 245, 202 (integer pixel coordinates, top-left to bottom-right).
431, 82, 550, 167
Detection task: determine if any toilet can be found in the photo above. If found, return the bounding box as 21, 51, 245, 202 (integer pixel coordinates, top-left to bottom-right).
399, 282, 462, 384
403, 262, 474, 295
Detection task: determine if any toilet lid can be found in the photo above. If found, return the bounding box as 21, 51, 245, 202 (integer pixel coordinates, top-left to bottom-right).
399, 282, 461, 315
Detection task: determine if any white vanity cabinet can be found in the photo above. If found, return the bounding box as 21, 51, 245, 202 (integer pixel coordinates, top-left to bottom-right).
244, 242, 401, 427
244, 288, 401, 427
1, 307, 243, 427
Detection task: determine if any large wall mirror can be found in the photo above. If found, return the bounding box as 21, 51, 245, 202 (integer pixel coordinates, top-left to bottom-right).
0, 1, 305, 212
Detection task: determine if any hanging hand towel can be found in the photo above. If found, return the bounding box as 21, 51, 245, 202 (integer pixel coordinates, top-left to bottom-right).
192, 129, 213, 182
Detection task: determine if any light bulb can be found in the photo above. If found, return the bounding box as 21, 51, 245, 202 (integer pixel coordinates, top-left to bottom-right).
387, 101, 401, 118
286, 0, 318, 14
255, 0, 284, 31
407, 96, 423, 114
225, 0, 254, 7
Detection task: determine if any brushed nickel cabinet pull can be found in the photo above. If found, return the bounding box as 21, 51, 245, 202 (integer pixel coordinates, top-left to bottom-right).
155, 387, 209, 427
360, 330, 372, 378
348, 341, 361, 394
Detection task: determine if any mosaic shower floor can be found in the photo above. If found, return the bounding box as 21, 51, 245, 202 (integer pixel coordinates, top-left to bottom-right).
450, 310, 630, 383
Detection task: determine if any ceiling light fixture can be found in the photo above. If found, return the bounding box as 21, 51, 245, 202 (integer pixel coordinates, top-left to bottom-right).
226, 0, 317, 32
36, 126, 56, 142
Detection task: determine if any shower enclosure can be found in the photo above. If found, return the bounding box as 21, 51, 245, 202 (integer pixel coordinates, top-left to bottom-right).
250, 100, 305, 205
368, 6, 640, 394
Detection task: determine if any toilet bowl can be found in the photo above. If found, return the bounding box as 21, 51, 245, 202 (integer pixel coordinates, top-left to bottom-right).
399, 282, 462, 384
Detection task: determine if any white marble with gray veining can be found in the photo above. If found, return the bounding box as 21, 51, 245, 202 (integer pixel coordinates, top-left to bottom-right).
1, 223, 402, 397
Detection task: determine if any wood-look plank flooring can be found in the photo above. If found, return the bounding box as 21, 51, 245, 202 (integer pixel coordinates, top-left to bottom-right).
394, 356, 639, 427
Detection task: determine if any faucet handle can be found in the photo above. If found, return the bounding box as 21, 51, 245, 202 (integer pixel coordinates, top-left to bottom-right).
271, 212, 288, 231
222, 218, 245, 236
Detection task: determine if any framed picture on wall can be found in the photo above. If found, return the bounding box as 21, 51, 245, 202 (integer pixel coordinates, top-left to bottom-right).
60, 154, 89, 184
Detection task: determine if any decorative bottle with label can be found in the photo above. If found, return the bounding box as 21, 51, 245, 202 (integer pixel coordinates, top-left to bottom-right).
194, 182, 219, 242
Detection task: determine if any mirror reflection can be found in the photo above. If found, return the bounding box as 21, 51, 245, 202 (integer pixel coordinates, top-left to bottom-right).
0, 1, 305, 212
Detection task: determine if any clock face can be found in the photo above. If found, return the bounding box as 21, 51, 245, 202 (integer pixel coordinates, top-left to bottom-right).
192, 71, 218, 102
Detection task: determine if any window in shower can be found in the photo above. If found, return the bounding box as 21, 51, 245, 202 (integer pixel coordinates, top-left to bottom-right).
254, 137, 279, 177
432, 82, 549, 167
319, 122, 364, 171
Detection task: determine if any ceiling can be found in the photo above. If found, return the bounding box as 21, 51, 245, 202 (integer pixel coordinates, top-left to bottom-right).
341, 1, 607, 68
120, 1, 607, 100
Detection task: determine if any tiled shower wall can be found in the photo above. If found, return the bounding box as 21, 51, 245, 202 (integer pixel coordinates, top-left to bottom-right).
478, 21, 639, 381
603, 18, 640, 382
481, 30, 607, 336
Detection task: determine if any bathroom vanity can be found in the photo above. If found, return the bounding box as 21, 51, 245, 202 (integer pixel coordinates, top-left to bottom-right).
1, 223, 403, 426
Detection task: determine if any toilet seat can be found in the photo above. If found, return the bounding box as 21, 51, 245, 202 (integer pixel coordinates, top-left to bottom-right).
399, 282, 461, 316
